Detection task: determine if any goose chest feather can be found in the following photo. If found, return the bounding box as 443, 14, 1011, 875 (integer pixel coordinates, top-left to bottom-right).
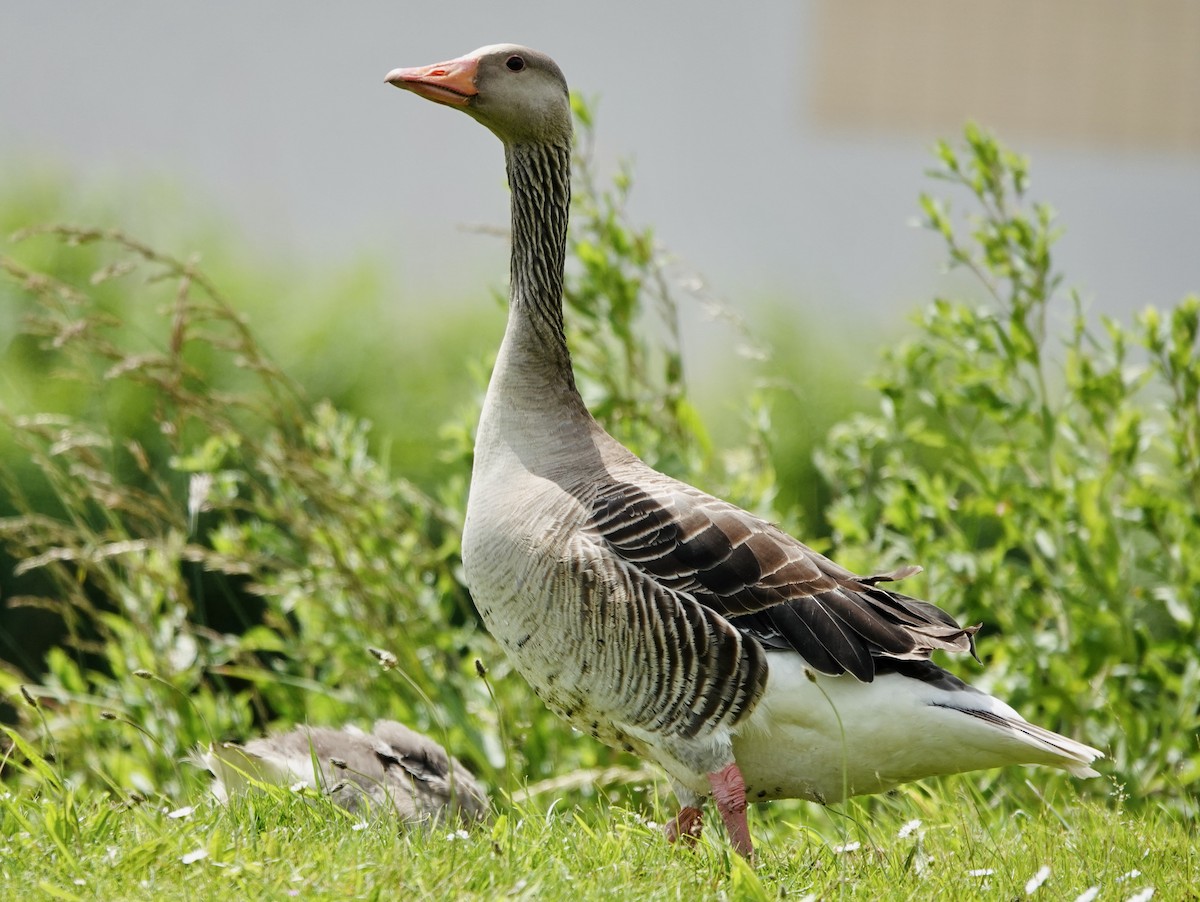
387, 44, 1101, 859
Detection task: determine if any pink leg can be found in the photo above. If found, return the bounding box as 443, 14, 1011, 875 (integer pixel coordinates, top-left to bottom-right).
707, 762, 753, 859
664, 805, 704, 846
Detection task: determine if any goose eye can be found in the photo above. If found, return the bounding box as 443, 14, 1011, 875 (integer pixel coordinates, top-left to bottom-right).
505, 55, 525, 72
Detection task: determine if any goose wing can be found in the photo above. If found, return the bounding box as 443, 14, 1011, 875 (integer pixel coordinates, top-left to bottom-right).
588, 478, 977, 682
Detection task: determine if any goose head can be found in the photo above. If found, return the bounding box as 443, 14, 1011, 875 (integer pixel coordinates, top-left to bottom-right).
386, 44, 572, 147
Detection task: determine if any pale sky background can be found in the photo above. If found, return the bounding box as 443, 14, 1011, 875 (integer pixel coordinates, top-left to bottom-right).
3, 2, 1198, 358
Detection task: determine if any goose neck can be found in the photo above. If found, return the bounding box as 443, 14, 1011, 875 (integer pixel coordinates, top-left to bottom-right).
504, 141, 572, 367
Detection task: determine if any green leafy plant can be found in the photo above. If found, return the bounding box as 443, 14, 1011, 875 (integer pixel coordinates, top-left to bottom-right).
817, 124, 1199, 813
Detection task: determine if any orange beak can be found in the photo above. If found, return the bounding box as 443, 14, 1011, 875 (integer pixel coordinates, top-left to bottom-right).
385, 54, 480, 108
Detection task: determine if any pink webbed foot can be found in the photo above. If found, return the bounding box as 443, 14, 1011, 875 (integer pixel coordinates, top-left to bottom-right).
707, 762, 753, 860
664, 805, 704, 847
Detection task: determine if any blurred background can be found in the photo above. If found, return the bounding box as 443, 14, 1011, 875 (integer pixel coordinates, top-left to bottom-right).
4, 1, 1197, 386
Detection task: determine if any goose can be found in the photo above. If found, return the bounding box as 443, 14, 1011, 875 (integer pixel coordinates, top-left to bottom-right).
385, 44, 1102, 858
195, 720, 489, 825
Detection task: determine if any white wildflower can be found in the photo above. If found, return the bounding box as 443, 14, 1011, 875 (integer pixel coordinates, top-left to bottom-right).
897, 819, 922, 838
1025, 865, 1051, 895
181, 848, 208, 865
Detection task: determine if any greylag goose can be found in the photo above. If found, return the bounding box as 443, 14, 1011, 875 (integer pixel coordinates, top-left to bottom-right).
195, 720, 488, 825
386, 45, 1101, 858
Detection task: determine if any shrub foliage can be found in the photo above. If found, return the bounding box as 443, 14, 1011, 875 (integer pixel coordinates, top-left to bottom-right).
817, 126, 1199, 812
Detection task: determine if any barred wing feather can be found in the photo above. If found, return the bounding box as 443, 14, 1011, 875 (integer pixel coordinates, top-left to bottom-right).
589, 478, 978, 682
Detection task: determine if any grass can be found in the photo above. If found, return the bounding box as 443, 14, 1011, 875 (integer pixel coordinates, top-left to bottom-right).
1, 779, 1190, 900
